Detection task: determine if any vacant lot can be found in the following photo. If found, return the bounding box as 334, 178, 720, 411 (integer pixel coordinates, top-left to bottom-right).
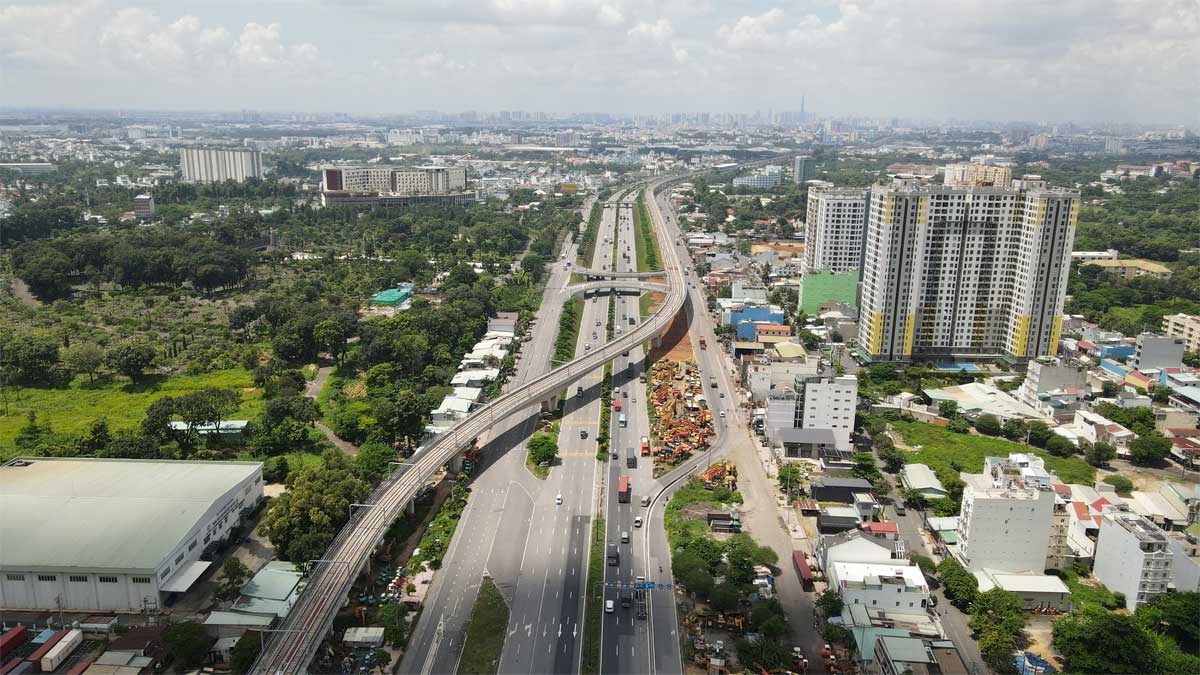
892, 420, 1095, 485
0, 369, 264, 458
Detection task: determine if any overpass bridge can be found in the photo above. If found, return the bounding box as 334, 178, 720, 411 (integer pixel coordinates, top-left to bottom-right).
573, 268, 662, 279
251, 179, 689, 674
564, 280, 668, 296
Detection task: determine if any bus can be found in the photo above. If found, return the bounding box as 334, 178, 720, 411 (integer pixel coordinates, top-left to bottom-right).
618, 413, 627, 428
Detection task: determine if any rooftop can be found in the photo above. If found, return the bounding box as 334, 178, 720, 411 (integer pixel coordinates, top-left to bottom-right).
0, 457, 261, 573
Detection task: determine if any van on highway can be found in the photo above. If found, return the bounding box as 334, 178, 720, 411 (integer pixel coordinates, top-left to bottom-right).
621, 531, 630, 543
640, 495, 651, 507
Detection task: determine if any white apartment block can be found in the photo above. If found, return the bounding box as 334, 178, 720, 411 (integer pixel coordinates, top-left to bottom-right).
957, 460, 1055, 574
1161, 314, 1200, 354
804, 187, 868, 274
942, 163, 1013, 188
764, 372, 858, 453
180, 148, 264, 183
859, 180, 1078, 363
322, 165, 467, 195
1132, 333, 1185, 371
1093, 511, 1172, 611
829, 562, 930, 612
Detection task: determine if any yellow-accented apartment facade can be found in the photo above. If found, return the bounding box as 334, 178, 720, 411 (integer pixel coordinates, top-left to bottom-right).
859, 177, 1078, 363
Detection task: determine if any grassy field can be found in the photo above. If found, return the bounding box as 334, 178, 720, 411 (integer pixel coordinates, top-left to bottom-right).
580, 515, 606, 675
0, 369, 265, 459
892, 421, 1095, 485
633, 193, 662, 272
456, 576, 509, 675
578, 201, 602, 268
1052, 569, 1121, 610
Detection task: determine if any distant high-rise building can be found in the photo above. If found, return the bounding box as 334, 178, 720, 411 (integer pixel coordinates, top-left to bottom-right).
133, 194, 156, 220
1029, 133, 1051, 150
803, 187, 867, 274
942, 163, 1012, 188
180, 148, 264, 184
1104, 137, 1126, 154
320, 165, 471, 208
792, 156, 814, 185
858, 179, 1079, 362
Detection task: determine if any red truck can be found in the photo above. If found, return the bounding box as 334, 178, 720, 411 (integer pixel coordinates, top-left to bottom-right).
618, 476, 631, 503
640, 436, 650, 456
613, 400, 621, 412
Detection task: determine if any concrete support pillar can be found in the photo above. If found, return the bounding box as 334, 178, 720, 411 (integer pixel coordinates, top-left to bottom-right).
540, 394, 559, 414
407, 499, 416, 516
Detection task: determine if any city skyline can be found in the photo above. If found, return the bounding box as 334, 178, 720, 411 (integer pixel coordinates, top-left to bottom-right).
0, 0, 1197, 124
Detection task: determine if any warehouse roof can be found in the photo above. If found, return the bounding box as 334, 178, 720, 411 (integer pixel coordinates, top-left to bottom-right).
0, 457, 261, 573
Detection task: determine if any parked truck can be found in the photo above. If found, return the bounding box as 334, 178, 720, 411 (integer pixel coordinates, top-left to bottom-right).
24, 631, 66, 671
640, 436, 650, 456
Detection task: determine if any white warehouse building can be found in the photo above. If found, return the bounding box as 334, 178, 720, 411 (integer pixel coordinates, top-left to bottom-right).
1, 457, 264, 613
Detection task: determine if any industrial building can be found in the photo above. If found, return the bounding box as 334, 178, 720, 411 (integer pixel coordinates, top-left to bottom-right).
0, 457, 263, 612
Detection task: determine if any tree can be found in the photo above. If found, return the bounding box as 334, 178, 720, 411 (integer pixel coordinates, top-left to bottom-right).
816, 590, 844, 616
1141, 591, 1200, 651
735, 637, 792, 671
937, 400, 958, 418
1001, 418, 1027, 442
1053, 605, 1160, 674
1027, 421, 1052, 448
974, 413, 1002, 436
261, 450, 371, 562
105, 340, 157, 381
374, 603, 409, 645
1129, 432, 1171, 465
777, 463, 805, 497
356, 442, 396, 482
709, 583, 739, 612
850, 452, 881, 481
1044, 434, 1077, 458
978, 629, 1019, 674
373, 649, 392, 669
230, 633, 261, 673
968, 588, 1027, 637
911, 554, 937, 578
1102, 474, 1134, 494
937, 558, 978, 608
1086, 441, 1117, 467
176, 388, 240, 437
162, 622, 214, 669
217, 556, 252, 601
313, 318, 350, 365
948, 417, 972, 434
528, 432, 558, 465
878, 445, 907, 473
63, 342, 103, 383
0, 333, 64, 385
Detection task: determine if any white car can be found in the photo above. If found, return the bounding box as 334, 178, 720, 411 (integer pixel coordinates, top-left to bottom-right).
605, 599, 614, 613
555, 494, 563, 505
634, 516, 643, 528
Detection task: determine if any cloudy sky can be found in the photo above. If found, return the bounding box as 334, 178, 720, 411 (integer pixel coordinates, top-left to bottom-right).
1, 0, 1196, 123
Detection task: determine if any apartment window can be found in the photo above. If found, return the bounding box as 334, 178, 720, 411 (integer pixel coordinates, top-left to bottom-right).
160, 568, 171, 579
187, 540, 197, 552
37, 575, 57, 582
175, 553, 184, 565
132, 577, 152, 584
6, 574, 25, 581
69, 575, 89, 583
99, 576, 119, 584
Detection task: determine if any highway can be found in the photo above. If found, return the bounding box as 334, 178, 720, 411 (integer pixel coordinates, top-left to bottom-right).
395, 196, 598, 675
252, 178, 688, 674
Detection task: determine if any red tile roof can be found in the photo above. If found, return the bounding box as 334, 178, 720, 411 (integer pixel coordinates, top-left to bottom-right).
864, 521, 899, 534
1070, 502, 1089, 520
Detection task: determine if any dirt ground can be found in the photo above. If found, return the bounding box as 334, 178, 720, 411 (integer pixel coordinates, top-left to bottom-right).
1024, 615, 1064, 671
751, 242, 805, 258
647, 307, 694, 362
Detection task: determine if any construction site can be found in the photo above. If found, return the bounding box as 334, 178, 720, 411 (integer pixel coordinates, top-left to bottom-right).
646, 359, 716, 476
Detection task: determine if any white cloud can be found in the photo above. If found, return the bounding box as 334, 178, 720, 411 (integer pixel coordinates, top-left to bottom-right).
0, 0, 1195, 122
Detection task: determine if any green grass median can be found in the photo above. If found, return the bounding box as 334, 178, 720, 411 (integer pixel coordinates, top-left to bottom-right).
581, 516, 606, 675
457, 576, 509, 675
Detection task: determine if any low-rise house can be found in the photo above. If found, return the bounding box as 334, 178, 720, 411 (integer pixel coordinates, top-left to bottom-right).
1053, 410, 1136, 455
899, 464, 948, 500
830, 562, 930, 612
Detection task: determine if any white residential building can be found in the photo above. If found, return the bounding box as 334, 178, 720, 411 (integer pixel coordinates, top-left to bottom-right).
859, 179, 1079, 362
829, 562, 931, 612
957, 456, 1056, 574
1131, 333, 1186, 371
942, 163, 1012, 188
1093, 511, 1173, 612
804, 187, 868, 274
1053, 410, 1136, 454
818, 530, 906, 572
321, 165, 467, 195
180, 147, 264, 183
1016, 358, 1089, 409
1162, 313, 1200, 353
765, 371, 858, 455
